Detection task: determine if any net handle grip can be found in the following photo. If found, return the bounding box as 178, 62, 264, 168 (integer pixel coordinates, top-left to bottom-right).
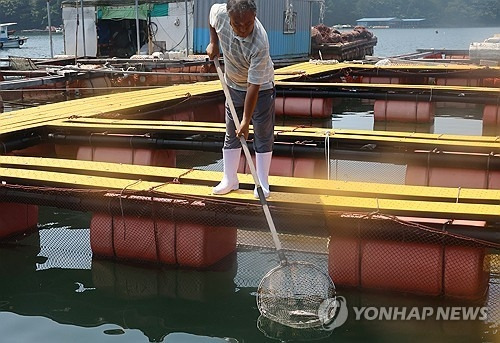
214, 58, 286, 261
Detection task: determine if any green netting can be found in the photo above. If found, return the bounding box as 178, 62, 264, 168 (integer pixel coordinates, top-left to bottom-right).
97, 3, 168, 20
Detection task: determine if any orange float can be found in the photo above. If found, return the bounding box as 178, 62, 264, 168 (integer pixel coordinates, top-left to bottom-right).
193, 102, 226, 122
444, 245, 489, 299
54, 144, 79, 159
0, 203, 38, 238
162, 110, 194, 121
436, 78, 480, 87
482, 104, 500, 125
77, 146, 176, 167
275, 97, 333, 118
405, 165, 500, 189
483, 78, 500, 87
11, 143, 56, 158
238, 155, 326, 179
328, 236, 488, 299
361, 76, 403, 84
90, 212, 237, 268
374, 100, 435, 123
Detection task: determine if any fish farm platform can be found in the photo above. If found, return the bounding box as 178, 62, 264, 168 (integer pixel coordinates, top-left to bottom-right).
1, 60, 500, 226
1, 155, 500, 223
1, 61, 500, 305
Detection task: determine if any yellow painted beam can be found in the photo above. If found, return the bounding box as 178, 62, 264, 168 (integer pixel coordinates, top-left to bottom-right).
0, 80, 223, 134
276, 61, 500, 75
2, 61, 499, 136
46, 118, 500, 151
50, 117, 500, 143
2, 156, 500, 203
277, 81, 500, 94
1, 165, 499, 221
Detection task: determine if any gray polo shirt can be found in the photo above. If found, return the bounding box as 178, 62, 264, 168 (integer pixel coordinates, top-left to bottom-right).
209, 3, 274, 91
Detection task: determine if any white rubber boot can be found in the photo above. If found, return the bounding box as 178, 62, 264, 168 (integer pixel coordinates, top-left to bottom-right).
213, 148, 242, 195
254, 152, 272, 199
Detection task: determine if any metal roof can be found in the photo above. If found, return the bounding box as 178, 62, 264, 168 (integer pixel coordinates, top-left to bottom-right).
61, 0, 178, 6
356, 17, 399, 22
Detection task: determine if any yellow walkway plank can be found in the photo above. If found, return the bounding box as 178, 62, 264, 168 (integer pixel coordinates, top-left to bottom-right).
2, 61, 500, 136
46, 118, 500, 152
0, 80, 223, 134
277, 81, 500, 94
276, 61, 500, 75
1, 165, 499, 221
51, 117, 500, 144
49, 117, 497, 145
2, 156, 500, 203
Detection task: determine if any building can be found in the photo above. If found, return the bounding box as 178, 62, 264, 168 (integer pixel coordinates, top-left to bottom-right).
356, 17, 426, 28
61, 0, 324, 61
401, 18, 426, 28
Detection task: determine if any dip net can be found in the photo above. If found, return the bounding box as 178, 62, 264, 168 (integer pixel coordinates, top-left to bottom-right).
257, 261, 336, 328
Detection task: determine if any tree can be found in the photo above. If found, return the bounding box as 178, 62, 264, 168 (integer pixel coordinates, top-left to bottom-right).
320, 0, 499, 27
0, 0, 63, 30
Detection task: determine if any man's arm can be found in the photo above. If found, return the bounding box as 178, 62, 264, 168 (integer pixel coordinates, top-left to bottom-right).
206, 25, 220, 59
237, 83, 260, 139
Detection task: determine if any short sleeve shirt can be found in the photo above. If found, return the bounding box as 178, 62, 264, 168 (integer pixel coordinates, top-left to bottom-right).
209, 3, 274, 91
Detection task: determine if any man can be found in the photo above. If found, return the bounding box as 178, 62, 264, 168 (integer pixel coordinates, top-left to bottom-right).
206, 0, 275, 198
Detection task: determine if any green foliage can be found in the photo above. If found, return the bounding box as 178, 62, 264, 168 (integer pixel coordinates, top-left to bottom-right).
0, 0, 63, 29
323, 0, 500, 27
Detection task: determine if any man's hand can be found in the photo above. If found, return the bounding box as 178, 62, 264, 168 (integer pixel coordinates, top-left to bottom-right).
206, 42, 219, 60
236, 117, 251, 140
236, 83, 260, 140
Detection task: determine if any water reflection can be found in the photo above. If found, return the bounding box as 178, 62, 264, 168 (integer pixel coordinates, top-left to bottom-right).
0, 226, 497, 342
0, 230, 249, 342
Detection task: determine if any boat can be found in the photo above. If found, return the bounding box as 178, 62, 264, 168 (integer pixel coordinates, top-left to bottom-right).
0, 23, 28, 49
310, 24, 377, 61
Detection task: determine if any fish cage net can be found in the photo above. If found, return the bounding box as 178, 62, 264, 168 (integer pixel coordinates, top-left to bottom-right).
0, 183, 499, 333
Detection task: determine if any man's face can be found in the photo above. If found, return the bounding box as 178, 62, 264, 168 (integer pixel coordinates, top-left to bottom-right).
229, 10, 256, 38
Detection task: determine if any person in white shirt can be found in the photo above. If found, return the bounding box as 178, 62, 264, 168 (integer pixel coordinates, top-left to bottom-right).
207, 0, 275, 198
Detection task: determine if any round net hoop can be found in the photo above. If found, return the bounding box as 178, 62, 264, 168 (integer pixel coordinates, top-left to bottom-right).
257, 315, 333, 341
257, 261, 336, 329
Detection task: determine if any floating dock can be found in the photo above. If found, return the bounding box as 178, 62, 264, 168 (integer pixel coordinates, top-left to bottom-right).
1, 60, 499, 300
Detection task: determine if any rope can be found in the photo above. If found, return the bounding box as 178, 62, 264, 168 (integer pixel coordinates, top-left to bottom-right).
456, 187, 461, 203
147, 169, 194, 193
172, 169, 194, 184
486, 152, 493, 189
119, 179, 142, 240
274, 124, 309, 137
324, 130, 331, 180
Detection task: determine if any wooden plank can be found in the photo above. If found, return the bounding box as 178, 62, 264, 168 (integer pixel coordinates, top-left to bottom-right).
1, 165, 499, 221
0, 80, 223, 134
2, 61, 500, 136
0, 75, 67, 90
45, 118, 500, 151
276, 61, 500, 75
2, 156, 500, 203
277, 81, 500, 94
49, 117, 500, 144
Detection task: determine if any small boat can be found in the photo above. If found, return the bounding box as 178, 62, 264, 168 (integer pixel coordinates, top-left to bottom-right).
0, 22, 28, 49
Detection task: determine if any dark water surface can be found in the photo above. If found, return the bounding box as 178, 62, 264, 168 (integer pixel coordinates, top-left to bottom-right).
1, 207, 497, 343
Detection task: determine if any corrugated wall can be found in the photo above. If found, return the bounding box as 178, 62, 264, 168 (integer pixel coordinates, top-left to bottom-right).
193, 0, 317, 60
